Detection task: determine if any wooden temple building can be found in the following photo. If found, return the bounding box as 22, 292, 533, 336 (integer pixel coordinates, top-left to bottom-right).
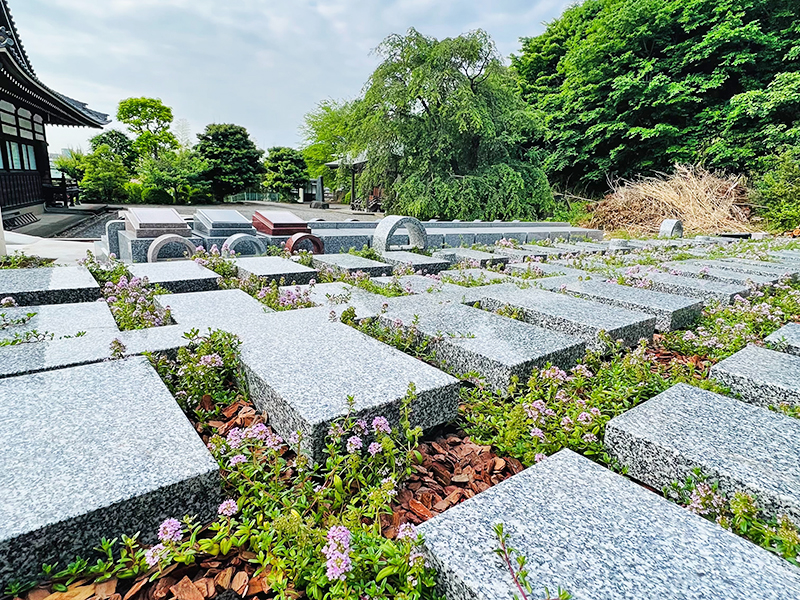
0, 0, 108, 227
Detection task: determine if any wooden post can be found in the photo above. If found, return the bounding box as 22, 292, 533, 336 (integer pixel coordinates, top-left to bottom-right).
0, 206, 7, 256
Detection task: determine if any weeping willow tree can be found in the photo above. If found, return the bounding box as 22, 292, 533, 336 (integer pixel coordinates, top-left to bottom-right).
302, 29, 554, 220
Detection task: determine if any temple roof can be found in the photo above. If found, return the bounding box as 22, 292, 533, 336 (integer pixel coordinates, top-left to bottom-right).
0, 0, 109, 128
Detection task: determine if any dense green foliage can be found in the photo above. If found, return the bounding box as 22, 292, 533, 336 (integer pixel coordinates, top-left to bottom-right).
754, 146, 800, 230
512, 0, 800, 193
117, 97, 179, 160
195, 124, 266, 201
302, 29, 554, 220
79, 145, 130, 203
263, 146, 310, 200
89, 130, 138, 173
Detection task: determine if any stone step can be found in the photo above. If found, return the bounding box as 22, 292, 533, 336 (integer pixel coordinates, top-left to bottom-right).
710, 344, 800, 409
0, 265, 101, 306
378, 250, 450, 274
420, 449, 800, 600
432, 247, 509, 268
562, 280, 702, 331
664, 262, 777, 286
639, 271, 750, 305
235, 256, 317, 284
0, 357, 220, 585
379, 295, 585, 391
128, 260, 221, 293
478, 286, 655, 351
0, 302, 117, 342
238, 308, 460, 462
605, 383, 800, 523
765, 323, 800, 356
311, 253, 393, 277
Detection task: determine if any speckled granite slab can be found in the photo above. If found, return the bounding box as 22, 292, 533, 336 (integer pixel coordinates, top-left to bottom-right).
0, 301, 117, 343
765, 322, 800, 356
419, 449, 800, 600
239, 308, 460, 462
711, 344, 800, 408
155, 289, 272, 331
311, 253, 393, 277
235, 256, 317, 284
0, 357, 220, 585
0, 266, 101, 305
506, 262, 590, 279
378, 251, 450, 274
641, 272, 749, 305
564, 280, 702, 331
378, 295, 584, 391
493, 246, 550, 261
605, 383, 800, 522
439, 268, 510, 286
478, 287, 655, 351
291, 282, 386, 320
711, 258, 800, 279
433, 248, 509, 268
128, 261, 221, 294
0, 326, 191, 379
664, 262, 777, 286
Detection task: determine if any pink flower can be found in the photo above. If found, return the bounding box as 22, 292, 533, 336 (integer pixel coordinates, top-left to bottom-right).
368, 441, 382, 456
396, 522, 418, 541
372, 416, 391, 434
218, 499, 238, 517
229, 454, 247, 467
346, 435, 363, 454
144, 543, 166, 567
157, 518, 182, 543
534, 453, 547, 463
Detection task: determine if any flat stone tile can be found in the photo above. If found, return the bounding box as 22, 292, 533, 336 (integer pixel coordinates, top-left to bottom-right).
433, 248, 509, 268
292, 282, 386, 320
711, 344, 800, 408
439, 268, 511, 286
126, 207, 188, 228
0, 302, 117, 342
378, 251, 450, 274
605, 383, 800, 522
0, 266, 101, 305
128, 261, 220, 293
311, 253, 393, 277
506, 262, 590, 279
0, 326, 191, 379
641, 272, 750, 305
493, 247, 550, 261
194, 208, 252, 229
478, 287, 655, 351
664, 262, 777, 286
765, 322, 800, 356
235, 256, 317, 284
713, 258, 800, 279
0, 357, 220, 584
239, 308, 460, 461
555, 241, 606, 254
155, 289, 272, 331
564, 280, 702, 331
379, 295, 584, 391
420, 449, 800, 600
521, 245, 569, 257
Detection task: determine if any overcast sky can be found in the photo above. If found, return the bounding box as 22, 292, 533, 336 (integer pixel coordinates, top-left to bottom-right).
12, 0, 572, 154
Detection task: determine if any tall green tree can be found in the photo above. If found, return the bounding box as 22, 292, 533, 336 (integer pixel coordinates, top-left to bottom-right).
512, 0, 800, 193
117, 97, 179, 160
89, 129, 138, 173
263, 147, 309, 200
315, 28, 552, 220
53, 149, 87, 181
138, 150, 209, 204
79, 145, 129, 202
195, 124, 265, 201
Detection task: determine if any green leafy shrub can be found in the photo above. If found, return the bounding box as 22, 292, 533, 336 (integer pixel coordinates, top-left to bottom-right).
190, 244, 238, 279
0, 252, 55, 269
754, 147, 800, 231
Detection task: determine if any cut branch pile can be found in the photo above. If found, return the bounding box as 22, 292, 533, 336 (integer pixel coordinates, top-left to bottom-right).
588, 164, 755, 236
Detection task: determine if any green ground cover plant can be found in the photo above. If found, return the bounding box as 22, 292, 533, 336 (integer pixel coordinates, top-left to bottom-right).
0, 252, 55, 269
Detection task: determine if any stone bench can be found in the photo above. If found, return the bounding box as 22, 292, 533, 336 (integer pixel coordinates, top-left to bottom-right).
710, 344, 800, 409
420, 449, 800, 600
605, 383, 800, 522
379, 294, 585, 390
0, 357, 220, 585
0, 266, 100, 306
478, 287, 655, 351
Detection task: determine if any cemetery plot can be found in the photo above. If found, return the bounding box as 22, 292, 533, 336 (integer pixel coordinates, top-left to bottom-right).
235, 256, 317, 284
638, 271, 750, 305
766, 322, 800, 355
0, 357, 220, 584
0, 301, 117, 342
711, 344, 800, 408
0, 266, 101, 305
128, 261, 220, 293
311, 253, 393, 277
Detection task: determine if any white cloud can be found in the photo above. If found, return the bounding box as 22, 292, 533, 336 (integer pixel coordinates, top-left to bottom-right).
15, 0, 573, 153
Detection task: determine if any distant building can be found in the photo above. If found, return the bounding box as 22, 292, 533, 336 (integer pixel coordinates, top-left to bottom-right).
0, 1, 108, 227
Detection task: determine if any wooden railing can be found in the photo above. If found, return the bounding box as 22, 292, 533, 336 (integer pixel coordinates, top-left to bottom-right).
0, 171, 43, 210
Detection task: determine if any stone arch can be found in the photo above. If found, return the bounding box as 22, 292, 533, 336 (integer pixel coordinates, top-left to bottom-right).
285, 232, 324, 254
147, 234, 197, 263
224, 233, 266, 256
371, 215, 427, 252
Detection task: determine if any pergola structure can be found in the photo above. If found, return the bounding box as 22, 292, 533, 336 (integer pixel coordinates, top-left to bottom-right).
0, 0, 108, 227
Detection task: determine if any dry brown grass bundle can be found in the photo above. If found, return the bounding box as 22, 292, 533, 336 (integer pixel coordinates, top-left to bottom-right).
588, 164, 755, 236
